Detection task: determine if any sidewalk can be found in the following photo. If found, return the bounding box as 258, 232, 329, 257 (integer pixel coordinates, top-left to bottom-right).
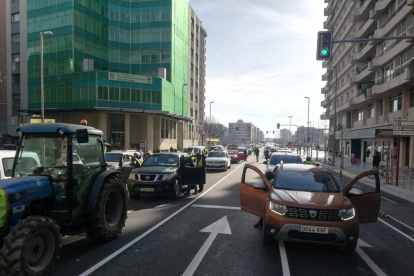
321, 153, 414, 203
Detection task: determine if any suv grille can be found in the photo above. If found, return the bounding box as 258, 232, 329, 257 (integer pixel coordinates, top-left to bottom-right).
140, 175, 156, 181
286, 207, 340, 221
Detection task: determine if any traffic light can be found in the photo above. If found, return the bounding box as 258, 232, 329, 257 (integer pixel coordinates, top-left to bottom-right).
316, 31, 332, 60
277, 123, 280, 129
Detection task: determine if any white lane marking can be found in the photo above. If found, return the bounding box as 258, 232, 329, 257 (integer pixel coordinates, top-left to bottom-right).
379, 218, 414, 243
278, 241, 291, 276
356, 247, 387, 276
79, 164, 245, 276
357, 239, 373, 248
192, 204, 241, 210
387, 216, 414, 232
127, 211, 132, 214
381, 196, 397, 204
182, 216, 232, 276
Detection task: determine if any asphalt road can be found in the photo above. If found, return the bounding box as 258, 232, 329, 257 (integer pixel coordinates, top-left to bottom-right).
51, 151, 414, 276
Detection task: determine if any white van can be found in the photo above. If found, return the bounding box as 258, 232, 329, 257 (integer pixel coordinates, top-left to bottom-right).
0, 150, 41, 179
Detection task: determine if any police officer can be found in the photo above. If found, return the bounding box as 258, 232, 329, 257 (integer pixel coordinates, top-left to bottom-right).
202, 148, 208, 158
305, 156, 313, 165
133, 153, 142, 168
194, 153, 206, 193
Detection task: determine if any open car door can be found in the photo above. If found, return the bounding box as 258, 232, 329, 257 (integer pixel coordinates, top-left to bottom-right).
342, 170, 381, 223
239, 164, 271, 217
181, 166, 206, 186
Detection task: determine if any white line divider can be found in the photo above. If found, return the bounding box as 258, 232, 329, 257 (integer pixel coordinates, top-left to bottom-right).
192, 204, 241, 210
381, 196, 397, 204
182, 216, 232, 276
379, 218, 414, 243
278, 241, 291, 276
357, 239, 387, 276
78, 163, 245, 276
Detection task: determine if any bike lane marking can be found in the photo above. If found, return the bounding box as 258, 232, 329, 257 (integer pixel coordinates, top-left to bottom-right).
78, 162, 246, 276
278, 241, 291, 276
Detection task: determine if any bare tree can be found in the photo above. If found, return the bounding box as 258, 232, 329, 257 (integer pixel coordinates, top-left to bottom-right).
203, 117, 227, 139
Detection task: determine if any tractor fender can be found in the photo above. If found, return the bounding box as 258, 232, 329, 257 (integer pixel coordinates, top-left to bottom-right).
87, 170, 120, 214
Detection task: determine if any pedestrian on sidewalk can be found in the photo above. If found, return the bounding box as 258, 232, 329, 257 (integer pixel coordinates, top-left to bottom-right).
351, 150, 357, 164
373, 151, 381, 170
244, 148, 248, 162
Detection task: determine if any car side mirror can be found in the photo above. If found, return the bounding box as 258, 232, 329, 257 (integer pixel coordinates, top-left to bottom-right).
253, 182, 268, 191
348, 188, 363, 196
263, 160, 268, 165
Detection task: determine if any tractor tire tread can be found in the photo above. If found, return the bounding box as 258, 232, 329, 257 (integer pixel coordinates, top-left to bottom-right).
86, 175, 127, 242
0, 216, 61, 276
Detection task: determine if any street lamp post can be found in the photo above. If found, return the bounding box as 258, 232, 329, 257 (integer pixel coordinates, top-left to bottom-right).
330, 67, 338, 167
305, 97, 310, 157
182, 83, 187, 150
40, 31, 53, 123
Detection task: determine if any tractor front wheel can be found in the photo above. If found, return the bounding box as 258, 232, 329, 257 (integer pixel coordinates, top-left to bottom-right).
86, 175, 127, 241
0, 216, 61, 276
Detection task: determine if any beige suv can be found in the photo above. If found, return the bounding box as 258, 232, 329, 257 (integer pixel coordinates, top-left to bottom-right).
239, 164, 381, 252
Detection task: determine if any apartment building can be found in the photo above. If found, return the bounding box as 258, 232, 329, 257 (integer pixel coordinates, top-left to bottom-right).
228, 119, 256, 144
188, 6, 207, 146
321, 0, 414, 169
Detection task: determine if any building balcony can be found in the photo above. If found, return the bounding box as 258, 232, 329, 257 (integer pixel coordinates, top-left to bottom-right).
321, 112, 329, 120
375, 1, 414, 39
336, 100, 351, 113
332, 41, 353, 67
321, 84, 330, 94
353, 64, 375, 83
355, 0, 374, 21
322, 70, 329, 81
353, 120, 365, 128
372, 66, 414, 97
324, 18, 331, 29
353, 41, 375, 63
350, 92, 368, 108
374, 0, 393, 19
355, 19, 376, 38
322, 60, 330, 69
321, 100, 328, 107
373, 36, 413, 68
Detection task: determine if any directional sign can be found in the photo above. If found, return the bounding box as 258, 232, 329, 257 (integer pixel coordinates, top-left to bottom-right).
393, 121, 414, 126
182, 216, 232, 276
393, 130, 414, 135
393, 126, 414, 130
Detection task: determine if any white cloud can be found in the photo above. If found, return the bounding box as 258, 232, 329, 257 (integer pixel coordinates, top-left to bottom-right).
190, 0, 327, 136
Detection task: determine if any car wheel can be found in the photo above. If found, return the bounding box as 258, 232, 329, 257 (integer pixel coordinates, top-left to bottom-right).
262, 224, 273, 245
171, 180, 181, 200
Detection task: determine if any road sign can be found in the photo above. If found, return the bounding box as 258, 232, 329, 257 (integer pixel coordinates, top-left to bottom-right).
393, 121, 414, 126
393, 126, 414, 130
393, 130, 414, 136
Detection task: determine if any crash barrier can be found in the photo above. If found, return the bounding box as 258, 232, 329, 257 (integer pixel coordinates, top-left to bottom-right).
402, 174, 414, 191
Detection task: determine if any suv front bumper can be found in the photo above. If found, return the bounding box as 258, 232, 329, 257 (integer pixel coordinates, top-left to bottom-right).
127, 179, 176, 196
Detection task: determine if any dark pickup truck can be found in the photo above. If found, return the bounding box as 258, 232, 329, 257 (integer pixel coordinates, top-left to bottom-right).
126, 153, 206, 199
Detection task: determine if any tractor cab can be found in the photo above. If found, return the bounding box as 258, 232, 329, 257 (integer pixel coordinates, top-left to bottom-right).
12, 123, 106, 222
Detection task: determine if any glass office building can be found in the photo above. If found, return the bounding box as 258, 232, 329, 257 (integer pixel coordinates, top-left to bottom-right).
26, 0, 192, 151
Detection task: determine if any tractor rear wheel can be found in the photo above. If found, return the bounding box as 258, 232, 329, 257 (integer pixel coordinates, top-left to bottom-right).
86, 175, 127, 241
0, 216, 61, 276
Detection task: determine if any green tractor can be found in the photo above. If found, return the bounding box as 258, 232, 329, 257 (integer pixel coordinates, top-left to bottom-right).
0, 123, 127, 275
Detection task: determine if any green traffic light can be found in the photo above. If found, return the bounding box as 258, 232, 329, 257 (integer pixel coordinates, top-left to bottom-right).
321, 49, 328, 56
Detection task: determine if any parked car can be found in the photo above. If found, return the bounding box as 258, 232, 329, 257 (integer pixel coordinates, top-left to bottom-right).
209, 145, 224, 151
228, 150, 239, 163
206, 151, 232, 171
237, 147, 248, 161
264, 152, 302, 174
127, 153, 205, 199
227, 144, 238, 151
240, 164, 381, 252
105, 152, 138, 183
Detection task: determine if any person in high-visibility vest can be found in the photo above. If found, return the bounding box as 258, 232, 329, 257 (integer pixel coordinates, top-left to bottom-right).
0, 189, 7, 228
194, 153, 206, 193
304, 156, 314, 165
133, 153, 143, 168
202, 149, 208, 158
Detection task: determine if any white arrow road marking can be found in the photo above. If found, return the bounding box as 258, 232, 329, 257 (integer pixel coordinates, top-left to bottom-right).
182, 216, 232, 276
357, 239, 387, 276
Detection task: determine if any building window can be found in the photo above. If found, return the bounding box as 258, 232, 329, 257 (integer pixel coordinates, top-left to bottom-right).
196, 39, 198, 47
190, 109, 194, 117
195, 82, 198, 90
11, 34, 20, 43
384, 62, 394, 82
357, 110, 363, 121
13, 98, 20, 107
12, 54, 20, 63
379, 100, 384, 115
195, 96, 198, 103
12, 74, 20, 84
195, 110, 198, 121
161, 119, 166, 139
191, 63, 194, 71
190, 93, 193, 101
368, 105, 374, 118
196, 68, 198, 75
11, 13, 20, 22
390, 93, 402, 112
190, 78, 193, 86
411, 90, 414, 107
191, 48, 194, 57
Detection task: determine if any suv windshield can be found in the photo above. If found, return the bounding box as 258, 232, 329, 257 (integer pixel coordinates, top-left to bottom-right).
208, 152, 225, 158
142, 155, 179, 167
270, 155, 301, 165
105, 153, 122, 162
273, 171, 340, 193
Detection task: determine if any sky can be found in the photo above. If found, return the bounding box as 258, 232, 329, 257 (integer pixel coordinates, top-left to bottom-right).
189, 0, 327, 138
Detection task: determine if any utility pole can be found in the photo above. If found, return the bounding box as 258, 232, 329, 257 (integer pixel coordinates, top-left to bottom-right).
331, 66, 338, 167
305, 97, 310, 157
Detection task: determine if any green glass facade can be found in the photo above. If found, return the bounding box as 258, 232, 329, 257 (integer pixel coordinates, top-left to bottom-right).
27, 0, 188, 115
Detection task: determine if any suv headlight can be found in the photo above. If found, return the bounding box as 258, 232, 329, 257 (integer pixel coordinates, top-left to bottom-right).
269, 202, 288, 216
129, 173, 136, 180
162, 173, 175, 180
338, 208, 355, 221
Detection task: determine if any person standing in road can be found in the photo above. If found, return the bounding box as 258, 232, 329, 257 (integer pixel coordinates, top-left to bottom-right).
195, 153, 206, 193
133, 153, 142, 168
244, 148, 248, 162
202, 148, 208, 158
254, 147, 260, 162
373, 150, 381, 169
305, 156, 313, 165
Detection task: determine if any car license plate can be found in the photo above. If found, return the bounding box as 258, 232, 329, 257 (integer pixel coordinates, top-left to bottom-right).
139, 188, 154, 192
298, 225, 329, 234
